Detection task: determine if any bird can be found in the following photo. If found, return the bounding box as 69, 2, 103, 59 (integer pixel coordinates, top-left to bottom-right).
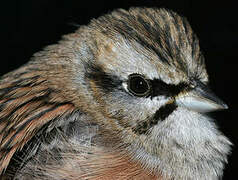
0, 7, 232, 180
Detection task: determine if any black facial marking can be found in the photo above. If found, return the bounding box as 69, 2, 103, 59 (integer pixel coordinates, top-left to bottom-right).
153, 102, 177, 121
133, 102, 177, 134
85, 64, 123, 93
150, 79, 187, 98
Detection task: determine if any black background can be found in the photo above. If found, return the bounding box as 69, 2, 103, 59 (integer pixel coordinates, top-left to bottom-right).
1, 0, 237, 179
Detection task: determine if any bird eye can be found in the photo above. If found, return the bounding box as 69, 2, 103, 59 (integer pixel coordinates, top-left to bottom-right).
127, 74, 151, 97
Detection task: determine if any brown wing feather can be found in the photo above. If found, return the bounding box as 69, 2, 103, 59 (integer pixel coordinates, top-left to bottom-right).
0, 67, 76, 174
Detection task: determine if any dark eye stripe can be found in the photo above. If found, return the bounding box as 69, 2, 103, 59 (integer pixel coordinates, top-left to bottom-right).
150, 79, 188, 98
85, 63, 188, 99
85, 64, 123, 93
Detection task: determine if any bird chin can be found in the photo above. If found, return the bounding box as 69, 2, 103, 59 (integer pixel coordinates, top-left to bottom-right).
127, 107, 232, 179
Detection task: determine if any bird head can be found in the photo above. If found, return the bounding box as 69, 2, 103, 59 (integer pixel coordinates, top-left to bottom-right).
79, 8, 231, 179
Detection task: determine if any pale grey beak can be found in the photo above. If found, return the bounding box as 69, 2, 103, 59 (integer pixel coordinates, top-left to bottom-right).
175, 82, 228, 113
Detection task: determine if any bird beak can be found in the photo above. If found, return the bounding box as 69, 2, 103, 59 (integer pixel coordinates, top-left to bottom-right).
175, 82, 228, 113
